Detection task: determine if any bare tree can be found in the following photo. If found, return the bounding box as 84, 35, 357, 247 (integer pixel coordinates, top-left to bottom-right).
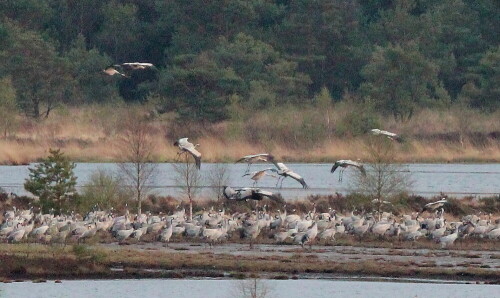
117, 113, 158, 216
172, 154, 202, 221
230, 278, 272, 298
205, 163, 230, 202
351, 136, 413, 219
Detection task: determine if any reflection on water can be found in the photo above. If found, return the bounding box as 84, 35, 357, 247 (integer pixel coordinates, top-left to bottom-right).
0, 279, 498, 298
0, 163, 498, 198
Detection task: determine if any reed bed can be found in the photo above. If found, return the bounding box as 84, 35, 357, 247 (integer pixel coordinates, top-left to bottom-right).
0, 105, 498, 164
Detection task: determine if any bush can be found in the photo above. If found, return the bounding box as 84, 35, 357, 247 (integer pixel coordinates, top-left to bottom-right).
75, 169, 129, 213
336, 108, 380, 137
480, 196, 500, 213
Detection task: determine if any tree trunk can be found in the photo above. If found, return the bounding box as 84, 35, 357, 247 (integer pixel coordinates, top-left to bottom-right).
32, 98, 40, 119
189, 197, 193, 222
138, 196, 142, 216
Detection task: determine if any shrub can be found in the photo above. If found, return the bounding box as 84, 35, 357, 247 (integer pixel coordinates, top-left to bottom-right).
74, 169, 129, 213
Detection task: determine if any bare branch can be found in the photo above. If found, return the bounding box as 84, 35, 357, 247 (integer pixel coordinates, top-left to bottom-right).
172, 154, 202, 221
350, 136, 413, 217
116, 112, 158, 215
205, 163, 230, 202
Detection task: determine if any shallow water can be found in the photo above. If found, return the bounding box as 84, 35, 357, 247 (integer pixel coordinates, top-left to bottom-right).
0, 279, 498, 298
0, 163, 498, 198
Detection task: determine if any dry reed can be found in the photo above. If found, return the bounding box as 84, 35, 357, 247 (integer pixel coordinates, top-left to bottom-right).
0, 105, 498, 164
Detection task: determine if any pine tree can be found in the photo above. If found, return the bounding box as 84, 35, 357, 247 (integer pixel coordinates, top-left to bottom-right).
24, 149, 77, 214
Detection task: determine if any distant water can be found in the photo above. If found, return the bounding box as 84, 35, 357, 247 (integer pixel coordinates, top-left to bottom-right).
0, 279, 498, 298
0, 163, 498, 199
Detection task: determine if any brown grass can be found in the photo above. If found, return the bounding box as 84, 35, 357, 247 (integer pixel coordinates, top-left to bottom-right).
0, 105, 499, 164
2, 243, 499, 281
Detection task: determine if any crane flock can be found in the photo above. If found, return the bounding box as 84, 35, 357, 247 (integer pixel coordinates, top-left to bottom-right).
1, 201, 499, 249
2, 131, 497, 251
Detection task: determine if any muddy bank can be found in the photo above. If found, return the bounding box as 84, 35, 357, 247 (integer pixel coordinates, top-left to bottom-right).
1, 242, 499, 283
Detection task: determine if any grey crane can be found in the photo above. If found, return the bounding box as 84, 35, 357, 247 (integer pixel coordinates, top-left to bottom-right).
236, 153, 272, 173
418, 198, 447, 217
174, 137, 201, 169
370, 129, 404, 143
242, 167, 277, 186
223, 186, 279, 202
268, 158, 308, 189
103, 65, 126, 77
331, 159, 366, 182
120, 62, 155, 70
103, 62, 155, 77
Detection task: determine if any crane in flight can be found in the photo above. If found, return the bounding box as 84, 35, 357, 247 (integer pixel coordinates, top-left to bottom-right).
331, 159, 366, 182
268, 156, 308, 189
242, 168, 278, 186
370, 129, 404, 143
103, 62, 155, 77
223, 186, 279, 202
236, 153, 272, 174
174, 138, 201, 169
418, 198, 447, 217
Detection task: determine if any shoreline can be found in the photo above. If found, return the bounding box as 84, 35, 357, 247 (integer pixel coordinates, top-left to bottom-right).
1, 242, 499, 283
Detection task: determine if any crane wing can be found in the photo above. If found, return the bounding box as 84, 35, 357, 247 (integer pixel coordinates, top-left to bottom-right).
185, 147, 201, 169
255, 189, 279, 201
275, 162, 289, 172
380, 130, 398, 137
223, 186, 238, 200
331, 162, 341, 173
121, 62, 155, 70
236, 153, 270, 163
359, 165, 366, 176
175, 138, 201, 169
288, 171, 308, 189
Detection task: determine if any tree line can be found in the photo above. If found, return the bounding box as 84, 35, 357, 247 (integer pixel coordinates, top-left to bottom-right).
0, 0, 498, 123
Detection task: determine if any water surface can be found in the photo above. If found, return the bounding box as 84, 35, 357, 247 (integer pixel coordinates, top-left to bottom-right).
0, 163, 498, 198
0, 279, 498, 298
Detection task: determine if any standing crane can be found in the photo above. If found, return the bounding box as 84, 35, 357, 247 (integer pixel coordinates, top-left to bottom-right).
331, 160, 366, 182
174, 137, 201, 169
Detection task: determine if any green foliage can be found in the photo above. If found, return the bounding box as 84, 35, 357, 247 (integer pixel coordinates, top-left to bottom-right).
360, 43, 450, 121
64, 34, 119, 104
160, 33, 311, 122
74, 169, 128, 213
24, 149, 77, 214
0, 0, 498, 121
313, 87, 333, 109
0, 22, 71, 118
335, 94, 380, 136
460, 46, 500, 111
0, 76, 18, 137
96, 1, 141, 61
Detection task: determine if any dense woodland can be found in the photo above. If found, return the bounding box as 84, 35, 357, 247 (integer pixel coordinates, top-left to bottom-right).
0, 0, 498, 124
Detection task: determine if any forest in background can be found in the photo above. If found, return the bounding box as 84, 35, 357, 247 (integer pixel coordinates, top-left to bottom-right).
0, 0, 498, 163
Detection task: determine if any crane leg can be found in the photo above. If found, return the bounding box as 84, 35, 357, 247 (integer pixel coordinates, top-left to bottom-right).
175, 151, 184, 162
